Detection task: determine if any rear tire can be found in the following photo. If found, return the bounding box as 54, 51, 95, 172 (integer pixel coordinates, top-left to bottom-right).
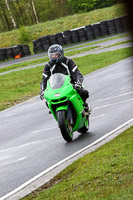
78, 117, 89, 134
57, 110, 73, 142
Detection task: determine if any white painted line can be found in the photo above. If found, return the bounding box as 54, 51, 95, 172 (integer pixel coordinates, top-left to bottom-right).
90, 114, 106, 119
0, 114, 32, 124
0, 157, 26, 166
94, 98, 133, 110
0, 155, 12, 161
32, 126, 58, 134
23, 106, 45, 113
121, 85, 133, 90
0, 96, 40, 114
97, 91, 133, 101
0, 141, 41, 153
0, 136, 61, 153
1, 118, 133, 200
33, 115, 107, 133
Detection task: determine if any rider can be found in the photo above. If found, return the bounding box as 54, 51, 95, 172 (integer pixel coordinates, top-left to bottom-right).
40, 44, 89, 111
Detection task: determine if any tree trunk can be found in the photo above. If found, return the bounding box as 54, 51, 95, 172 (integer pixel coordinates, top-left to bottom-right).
3, 13, 11, 30
5, 0, 17, 29
31, 0, 39, 24
27, 0, 34, 25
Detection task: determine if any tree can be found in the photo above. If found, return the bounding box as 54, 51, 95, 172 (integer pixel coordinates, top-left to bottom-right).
5, 0, 17, 28
67, 0, 122, 13
31, 0, 39, 23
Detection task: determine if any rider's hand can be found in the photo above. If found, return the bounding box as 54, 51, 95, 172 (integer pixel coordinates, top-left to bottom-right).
75, 80, 82, 90
40, 90, 44, 100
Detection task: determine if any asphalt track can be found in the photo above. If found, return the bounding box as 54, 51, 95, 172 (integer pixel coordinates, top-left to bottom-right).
0, 55, 133, 198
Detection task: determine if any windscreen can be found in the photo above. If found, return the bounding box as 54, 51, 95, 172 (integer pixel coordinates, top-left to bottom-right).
49, 73, 66, 89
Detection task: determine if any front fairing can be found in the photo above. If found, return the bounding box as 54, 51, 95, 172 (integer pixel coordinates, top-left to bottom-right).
44, 73, 74, 102
44, 73, 85, 132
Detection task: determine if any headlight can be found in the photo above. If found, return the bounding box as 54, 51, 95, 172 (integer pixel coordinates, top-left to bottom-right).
55, 93, 60, 97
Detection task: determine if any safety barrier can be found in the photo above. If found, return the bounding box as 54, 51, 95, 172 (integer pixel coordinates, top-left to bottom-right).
0, 16, 129, 61
0, 44, 31, 61
33, 16, 129, 54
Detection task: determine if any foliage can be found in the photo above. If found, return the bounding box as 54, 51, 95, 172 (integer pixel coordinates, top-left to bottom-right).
0, 3, 126, 49
0, 0, 123, 33
68, 0, 123, 13
18, 26, 31, 44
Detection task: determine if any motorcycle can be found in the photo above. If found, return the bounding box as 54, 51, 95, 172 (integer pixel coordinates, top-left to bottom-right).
44, 73, 90, 142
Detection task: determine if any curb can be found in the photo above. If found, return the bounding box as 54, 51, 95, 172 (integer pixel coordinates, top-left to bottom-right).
1, 118, 133, 200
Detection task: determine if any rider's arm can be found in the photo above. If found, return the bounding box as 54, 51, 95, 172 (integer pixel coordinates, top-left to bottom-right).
40, 63, 51, 91
68, 58, 83, 83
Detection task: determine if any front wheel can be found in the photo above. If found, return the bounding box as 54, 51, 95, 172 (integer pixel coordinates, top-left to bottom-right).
57, 110, 73, 142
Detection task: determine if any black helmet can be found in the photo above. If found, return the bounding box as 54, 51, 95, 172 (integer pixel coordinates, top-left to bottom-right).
48, 44, 64, 64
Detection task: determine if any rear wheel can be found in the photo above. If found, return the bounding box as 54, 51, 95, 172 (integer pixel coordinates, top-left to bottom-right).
57, 110, 73, 142
78, 117, 89, 134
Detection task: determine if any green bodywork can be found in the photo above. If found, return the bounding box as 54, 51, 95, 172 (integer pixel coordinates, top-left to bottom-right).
44, 75, 87, 132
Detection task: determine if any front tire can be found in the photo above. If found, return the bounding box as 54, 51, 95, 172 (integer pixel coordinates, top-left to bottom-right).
57, 110, 73, 142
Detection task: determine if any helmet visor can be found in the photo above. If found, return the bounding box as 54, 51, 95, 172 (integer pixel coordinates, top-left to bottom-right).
48, 52, 61, 61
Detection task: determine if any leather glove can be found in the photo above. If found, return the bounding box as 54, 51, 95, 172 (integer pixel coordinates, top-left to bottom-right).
40, 90, 44, 100
74, 80, 82, 90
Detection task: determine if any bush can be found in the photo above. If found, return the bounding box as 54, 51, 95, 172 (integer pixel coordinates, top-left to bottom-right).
18, 26, 31, 44
68, 0, 123, 13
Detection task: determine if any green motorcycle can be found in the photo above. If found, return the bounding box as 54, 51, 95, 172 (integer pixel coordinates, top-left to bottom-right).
44, 73, 89, 142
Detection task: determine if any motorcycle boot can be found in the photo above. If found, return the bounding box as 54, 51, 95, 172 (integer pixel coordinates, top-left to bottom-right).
83, 103, 92, 115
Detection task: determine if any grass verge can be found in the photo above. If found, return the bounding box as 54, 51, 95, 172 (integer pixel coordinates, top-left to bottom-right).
0, 46, 99, 73
0, 47, 132, 111
22, 125, 133, 200
0, 31, 131, 74
102, 40, 133, 49
65, 32, 131, 51
0, 57, 49, 73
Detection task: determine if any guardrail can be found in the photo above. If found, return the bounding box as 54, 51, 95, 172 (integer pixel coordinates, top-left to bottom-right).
33, 16, 129, 54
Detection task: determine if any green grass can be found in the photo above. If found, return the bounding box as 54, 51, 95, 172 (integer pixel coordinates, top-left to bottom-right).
74, 47, 133, 76
0, 3, 126, 52
103, 40, 133, 49
65, 46, 100, 56
0, 32, 131, 74
0, 47, 132, 111
0, 31, 129, 73
0, 57, 49, 73
22, 125, 133, 200
65, 33, 131, 51
0, 46, 99, 73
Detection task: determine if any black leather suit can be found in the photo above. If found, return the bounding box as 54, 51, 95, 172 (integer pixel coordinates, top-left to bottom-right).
40, 57, 89, 102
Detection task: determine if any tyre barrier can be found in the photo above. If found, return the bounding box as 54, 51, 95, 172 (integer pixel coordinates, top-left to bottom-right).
33, 15, 129, 54
40, 35, 50, 51
48, 35, 57, 45
0, 48, 6, 61
55, 33, 66, 46
71, 29, 80, 43
63, 30, 72, 44
121, 16, 129, 31
92, 22, 102, 38
100, 20, 109, 36
107, 19, 117, 35
85, 25, 95, 40
77, 27, 88, 42
0, 44, 31, 61
114, 17, 123, 33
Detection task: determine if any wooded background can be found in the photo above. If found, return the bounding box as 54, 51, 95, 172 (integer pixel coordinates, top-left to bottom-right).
0, 0, 122, 33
